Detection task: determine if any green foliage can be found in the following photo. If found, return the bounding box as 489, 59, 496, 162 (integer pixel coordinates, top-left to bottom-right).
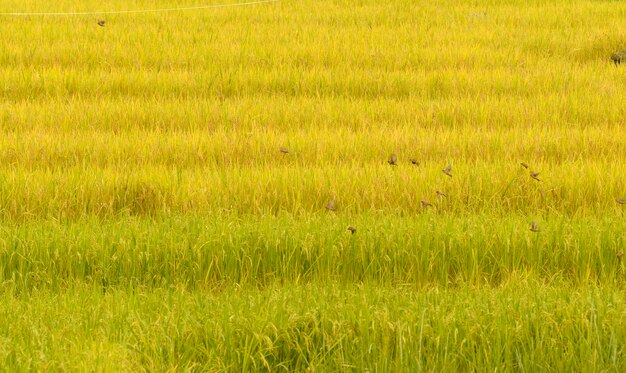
0, 283, 624, 371
0, 214, 624, 290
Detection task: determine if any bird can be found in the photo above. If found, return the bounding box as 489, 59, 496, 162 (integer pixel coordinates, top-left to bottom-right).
617, 198, 625, 205
325, 199, 336, 211
279, 147, 289, 154
442, 164, 452, 177
436, 190, 447, 197
530, 221, 540, 233
97, 20, 106, 27
530, 171, 540, 182
520, 162, 529, 169
347, 226, 356, 234
421, 200, 433, 208
387, 154, 398, 166
617, 252, 625, 260
410, 158, 420, 166
611, 50, 626, 65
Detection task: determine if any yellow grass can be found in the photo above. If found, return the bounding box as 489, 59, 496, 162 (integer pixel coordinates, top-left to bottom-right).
0, 0, 625, 370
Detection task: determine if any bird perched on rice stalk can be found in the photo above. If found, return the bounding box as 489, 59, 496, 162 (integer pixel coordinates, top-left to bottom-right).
388, 154, 398, 166
530, 171, 540, 182
611, 50, 626, 65
326, 199, 336, 211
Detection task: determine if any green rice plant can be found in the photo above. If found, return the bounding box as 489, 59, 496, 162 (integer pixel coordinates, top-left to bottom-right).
0, 214, 624, 291
0, 282, 624, 371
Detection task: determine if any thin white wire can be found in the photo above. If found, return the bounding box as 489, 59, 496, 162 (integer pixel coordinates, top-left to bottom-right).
0, 0, 278, 16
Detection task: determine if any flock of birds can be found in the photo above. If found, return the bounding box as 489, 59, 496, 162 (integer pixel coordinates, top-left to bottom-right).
278, 147, 625, 254
87, 23, 626, 254
89, 23, 626, 250
89, 20, 626, 247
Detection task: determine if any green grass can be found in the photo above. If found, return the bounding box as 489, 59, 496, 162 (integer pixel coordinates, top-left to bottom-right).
0, 0, 625, 370
0, 282, 624, 371
0, 214, 625, 290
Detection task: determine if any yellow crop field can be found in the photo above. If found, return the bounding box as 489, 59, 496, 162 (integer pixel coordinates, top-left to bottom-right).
0, 0, 625, 370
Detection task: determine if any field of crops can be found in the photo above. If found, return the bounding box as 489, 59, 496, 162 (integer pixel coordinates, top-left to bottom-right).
1, 0, 625, 370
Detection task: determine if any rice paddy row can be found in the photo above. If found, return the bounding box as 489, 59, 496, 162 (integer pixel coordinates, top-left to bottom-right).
1, 282, 624, 371
0, 162, 624, 219
1, 214, 624, 291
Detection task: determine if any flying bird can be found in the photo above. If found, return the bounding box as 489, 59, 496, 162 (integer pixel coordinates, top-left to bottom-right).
436, 190, 447, 197
410, 158, 420, 166
421, 200, 433, 208
326, 199, 336, 211
347, 226, 356, 234
442, 164, 452, 177
97, 20, 106, 27
530, 171, 540, 182
520, 162, 529, 169
617, 198, 625, 205
530, 221, 540, 233
388, 154, 398, 166
279, 147, 289, 154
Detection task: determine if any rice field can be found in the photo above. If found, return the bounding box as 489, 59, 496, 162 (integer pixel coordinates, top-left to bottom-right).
0, 0, 625, 370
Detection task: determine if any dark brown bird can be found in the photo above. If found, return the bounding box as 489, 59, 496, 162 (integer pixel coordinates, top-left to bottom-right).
347, 226, 356, 234
410, 158, 420, 166
387, 153, 398, 166
617, 198, 626, 205
279, 147, 289, 154
520, 162, 529, 169
421, 200, 433, 208
530, 221, 540, 233
611, 50, 626, 65
442, 164, 452, 177
325, 199, 336, 211
530, 171, 540, 182
97, 20, 106, 27
436, 190, 447, 197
